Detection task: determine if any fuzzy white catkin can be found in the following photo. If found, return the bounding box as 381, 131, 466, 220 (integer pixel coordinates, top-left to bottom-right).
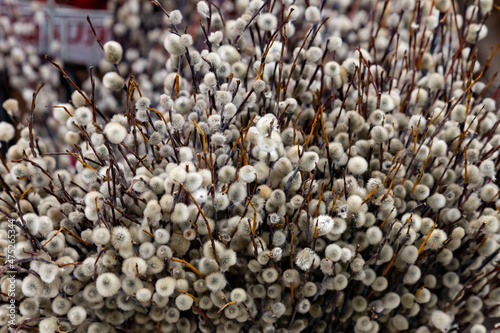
426, 229, 447, 250
313, 215, 334, 236
102, 72, 125, 91
67, 306, 87, 325
206, 52, 222, 69
296, 248, 315, 271
333, 274, 348, 290
74, 106, 92, 125
306, 47, 323, 63
169, 9, 182, 25
23, 213, 40, 235
197, 1, 210, 18
104, 122, 127, 144
39, 263, 59, 283
372, 276, 388, 291
111, 226, 131, 249
347, 156, 368, 175
325, 243, 342, 261
262, 267, 279, 283
328, 36, 343, 51
287, 5, 300, 21
176, 35, 191, 49
22, 275, 42, 297
209, 31, 223, 45
71, 90, 87, 107
299, 152, 319, 172
401, 245, 418, 264
366, 226, 383, 244
258, 13, 278, 31
136, 288, 152, 302
355, 316, 373, 332
156, 276, 176, 296
324, 61, 341, 77
431, 310, 452, 330
204, 72, 217, 87
164, 34, 186, 55
2, 98, 19, 115
154, 228, 170, 244
479, 0, 493, 13
122, 257, 147, 277
434, 0, 451, 11
305, 6, 321, 23
352, 296, 367, 312
96, 272, 121, 297
206, 272, 227, 291
171, 202, 189, 223
427, 193, 446, 210
175, 294, 194, 311
136, 97, 150, 111
103, 41, 123, 64
52, 296, 72, 315
251, 80, 266, 95
370, 126, 388, 143
39, 316, 58, 333
0, 122, 15, 141
230, 288, 247, 303
239, 165, 256, 183
216, 90, 232, 104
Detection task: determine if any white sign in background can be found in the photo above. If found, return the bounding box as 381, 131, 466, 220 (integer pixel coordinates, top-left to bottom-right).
0, 0, 113, 65
38, 6, 113, 65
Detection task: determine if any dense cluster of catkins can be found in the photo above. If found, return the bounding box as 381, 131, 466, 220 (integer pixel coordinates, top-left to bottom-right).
1, 0, 500, 332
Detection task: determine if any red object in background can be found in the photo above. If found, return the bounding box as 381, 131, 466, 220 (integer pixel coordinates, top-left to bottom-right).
41, 0, 108, 10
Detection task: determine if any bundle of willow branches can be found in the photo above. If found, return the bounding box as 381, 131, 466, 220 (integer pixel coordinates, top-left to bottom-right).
1, 0, 500, 332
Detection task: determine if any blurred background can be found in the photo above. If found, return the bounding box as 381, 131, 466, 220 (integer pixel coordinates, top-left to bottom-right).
0, 0, 499, 123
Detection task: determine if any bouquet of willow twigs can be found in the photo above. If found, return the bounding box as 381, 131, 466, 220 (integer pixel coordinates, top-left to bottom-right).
1, 0, 500, 332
